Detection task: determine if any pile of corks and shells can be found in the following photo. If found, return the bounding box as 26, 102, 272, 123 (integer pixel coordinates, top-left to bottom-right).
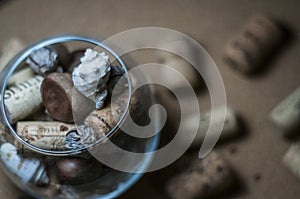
0, 41, 140, 195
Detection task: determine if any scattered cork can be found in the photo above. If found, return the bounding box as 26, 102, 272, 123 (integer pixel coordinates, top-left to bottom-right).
283, 143, 300, 180
181, 106, 240, 149
166, 152, 233, 199
270, 87, 300, 137
224, 16, 284, 74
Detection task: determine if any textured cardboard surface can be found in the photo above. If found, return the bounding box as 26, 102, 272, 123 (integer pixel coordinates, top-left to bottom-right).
0, 0, 300, 198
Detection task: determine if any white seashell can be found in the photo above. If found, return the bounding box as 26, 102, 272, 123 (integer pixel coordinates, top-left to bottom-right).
72, 49, 110, 98
0, 143, 49, 186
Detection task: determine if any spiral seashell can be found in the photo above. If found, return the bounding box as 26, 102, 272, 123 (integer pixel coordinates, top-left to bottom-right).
65, 125, 105, 150
72, 49, 111, 107
0, 143, 49, 186
95, 89, 108, 110
65, 128, 85, 150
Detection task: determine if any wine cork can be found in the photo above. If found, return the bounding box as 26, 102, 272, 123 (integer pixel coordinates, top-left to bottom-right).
41, 73, 74, 123
84, 90, 140, 134
270, 87, 300, 137
156, 38, 202, 90
182, 107, 240, 149
65, 91, 139, 148
283, 143, 300, 180
83, 100, 126, 145
8, 67, 35, 86
16, 121, 75, 151
166, 152, 233, 199
224, 16, 284, 74
4, 75, 44, 124
0, 38, 25, 71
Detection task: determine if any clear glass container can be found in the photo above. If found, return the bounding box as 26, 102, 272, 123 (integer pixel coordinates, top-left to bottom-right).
0, 35, 160, 199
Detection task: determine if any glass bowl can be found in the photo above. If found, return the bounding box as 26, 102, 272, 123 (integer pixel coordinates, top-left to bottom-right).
0, 35, 160, 199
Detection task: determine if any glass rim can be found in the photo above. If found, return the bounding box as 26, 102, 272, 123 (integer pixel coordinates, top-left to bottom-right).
0, 34, 132, 156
